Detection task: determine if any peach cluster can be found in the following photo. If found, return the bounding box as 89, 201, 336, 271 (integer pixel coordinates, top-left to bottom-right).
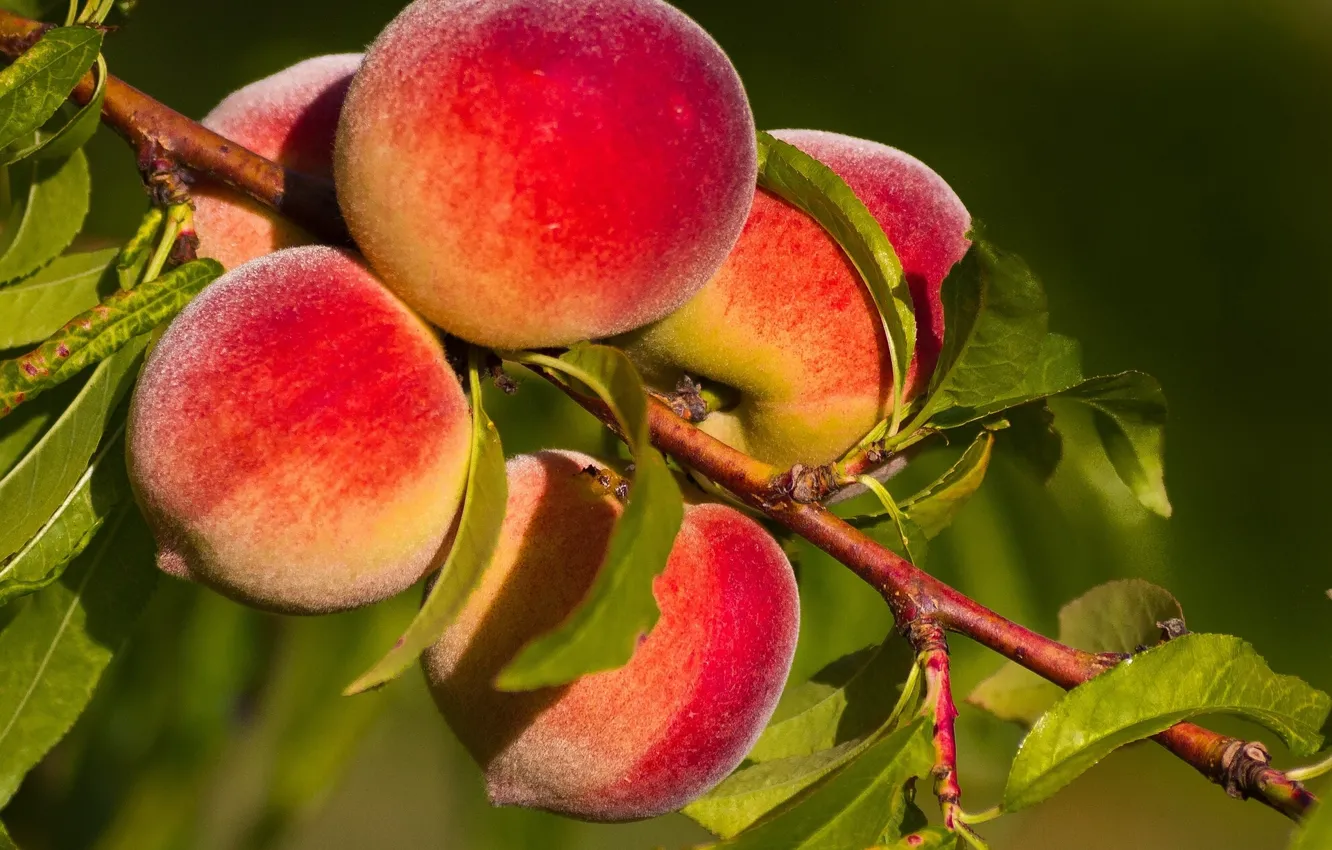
127, 0, 974, 825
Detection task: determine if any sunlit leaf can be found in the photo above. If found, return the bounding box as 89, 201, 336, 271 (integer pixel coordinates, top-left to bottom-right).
2, 54, 106, 165
756, 131, 915, 433
0, 504, 159, 807
928, 333, 1083, 429
876, 827, 959, 849
0, 27, 102, 153
0, 248, 116, 349
1003, 634, 1332, 811
910, 237, 1048, 433
114, 208, 163, 291
495, 344, 684, 691
0, 258, 222, 416
899, 430, 995, 538
970, 579, 1184, 725
717, 719, 934, 850
0, 335, 146, 563
0, 149, 90, 285
344, 353, 507, 695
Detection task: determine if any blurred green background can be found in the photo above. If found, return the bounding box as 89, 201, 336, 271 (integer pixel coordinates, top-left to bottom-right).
9, 0, 1332, 848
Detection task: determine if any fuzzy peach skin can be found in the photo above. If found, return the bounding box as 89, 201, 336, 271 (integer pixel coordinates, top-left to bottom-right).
335, 0, 757, 349
126, 246, 471, 614
192, 54, 361, 270
620, 130, 972, 468
422, 451, 799, 821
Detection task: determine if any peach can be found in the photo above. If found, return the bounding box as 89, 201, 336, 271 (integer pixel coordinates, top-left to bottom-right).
192, 54, 361, 270
334, 0, 757, 349
621, 130, 972, 468
422, 450, 799, 821
126, 246, 471, 614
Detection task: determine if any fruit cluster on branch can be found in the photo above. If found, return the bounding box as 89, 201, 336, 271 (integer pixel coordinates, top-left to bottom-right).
0, 1, 1324, 846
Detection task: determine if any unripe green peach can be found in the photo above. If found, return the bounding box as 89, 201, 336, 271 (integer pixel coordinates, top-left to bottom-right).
335, 0, 758, 349
193, 54, 360, 270
621, 130, 972, 468
127, 246, 471, 614
422, 451, 799, 821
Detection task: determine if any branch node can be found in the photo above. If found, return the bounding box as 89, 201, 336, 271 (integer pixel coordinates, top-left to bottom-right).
137, 142, 191, 208
651, 375, 709, 423
770, 463, 840, 504
1219, 739, 1274, 799
1157, 617, 1190, 641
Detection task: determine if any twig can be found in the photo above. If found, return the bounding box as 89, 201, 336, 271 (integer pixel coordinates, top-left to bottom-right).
0, 10, 1311, 821
908, 620, 963, 827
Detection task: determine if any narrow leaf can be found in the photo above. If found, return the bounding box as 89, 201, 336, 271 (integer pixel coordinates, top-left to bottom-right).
855, 475, 928, 565
899, 430, 995, 538
0, 27, 102, 153
756, 131, 915, 434
115, 208, 163, 291
2, 54, 106, 165
0, 258, 222, 417
0, 334, 146, 563
718, 719, 934, 850
496, 344, 684, 690
1003, 634, 1332, 812
0, 149, 90, 284
971, 579, 1185, 725
0, 423, 129, 605
750, 640, 914, 763
0, 819, 13, 850
1062, 371, 1170, 517
0, 505, 159, 807
0, 248, 116, 349
911, 238, 1048, 432
344, 354, 507, 695
687, 644, 922, 838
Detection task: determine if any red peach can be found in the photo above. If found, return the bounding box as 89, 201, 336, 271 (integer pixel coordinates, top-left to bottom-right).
622, 130, 971, 467
126, 246, 471, 614
335, 0, 757, 349
422, 451, 799, 821
193, 54, 361, 270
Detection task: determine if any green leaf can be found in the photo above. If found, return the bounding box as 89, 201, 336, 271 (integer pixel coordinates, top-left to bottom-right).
0, 375, 75, 477
0, 248, 116, 349
0, 258, 222, 416
1289, 797, 1332, 850
2, 54, 106, 165
717, 719, 934, 850
0, 422, 128, 605
1003, 634, 1332, 812
0, 819, 13, 850
0, 334, 146, 564
910, 238, 1048, 433
344, 353, 507, 695
899, 430, 995, 538
970, 579, 1185, 725
852, 475, 929, 565
756, 131, 915, 434
0, 504, 159, 807
1061, 371, 1171, 517
0, 149, 90, 285
0, 27, 102, 153
115, 208, 163, 291
687, 642, 921, 838
495, 344, 684, 691
928, 333, 1084, 429
750, 640, 914, 763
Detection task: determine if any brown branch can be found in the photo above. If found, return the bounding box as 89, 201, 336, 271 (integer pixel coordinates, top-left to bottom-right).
908, 620, 964, 829
0, 12, 1311, 822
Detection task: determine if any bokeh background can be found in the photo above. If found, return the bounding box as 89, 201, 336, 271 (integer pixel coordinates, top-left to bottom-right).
8, 1, 1332, 848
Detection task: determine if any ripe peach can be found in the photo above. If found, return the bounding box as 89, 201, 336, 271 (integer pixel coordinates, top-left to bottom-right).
335, 0, 757, 349
422, 451, 799, 821
621, 130, 972, 468
192, 54, 361, 270
126, 246, 471, 614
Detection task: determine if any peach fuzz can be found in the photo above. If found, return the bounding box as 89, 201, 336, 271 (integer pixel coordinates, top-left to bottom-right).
621, 130, 972, 468
335, 0, 757, 349
192, 54, 361, 270
422, 450, 799, 821
126, 246, 471, 615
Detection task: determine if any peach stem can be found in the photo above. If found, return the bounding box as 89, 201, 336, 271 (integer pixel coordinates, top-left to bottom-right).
0, 8, 1309, 823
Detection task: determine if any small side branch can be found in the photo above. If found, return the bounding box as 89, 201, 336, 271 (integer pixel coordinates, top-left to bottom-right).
908, 620, 963, 827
